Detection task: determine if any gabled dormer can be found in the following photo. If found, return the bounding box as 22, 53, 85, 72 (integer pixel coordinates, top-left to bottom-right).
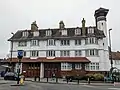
46, 29, 52, 36
59, 21, 67, 36
22, 31, 29, 37
88, 27, 94, 34
75, 27, 81, 35
33, 31, 39, 37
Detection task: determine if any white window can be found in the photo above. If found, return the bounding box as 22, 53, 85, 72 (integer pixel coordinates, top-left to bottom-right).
46, 51, 55, 57
115, 60, 120, 65
60, 51, 70, 57
75, 28, 81, 35
85, 37, 98, 44
85, 49, 99, 56
33, 31, 39, 36
31, 40, 39, 46
46, 30, 52, 36
22, 31, 28, 37
61, 63, 72, 71
30, 51, 39, 57
88, 27, 94, 34
85, 63, 99, 70
85, 64, 89, 70
61, 40, 70, 45
18, 41, 27, 46
61, 30, 67, 36
47, 39, 55, 46
96, 63, 99, 70
75, 39, 81, 45
90, 63, 96, 70
75, 63, 81, 69
75, 50, 81, 56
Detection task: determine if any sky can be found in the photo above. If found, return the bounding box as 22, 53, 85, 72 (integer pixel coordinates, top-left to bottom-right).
0, 0, 119, 58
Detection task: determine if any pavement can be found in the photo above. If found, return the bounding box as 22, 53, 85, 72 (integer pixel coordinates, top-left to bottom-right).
0, 77, 120, 90
25, 78, 116, 86
0, 80, 120, 90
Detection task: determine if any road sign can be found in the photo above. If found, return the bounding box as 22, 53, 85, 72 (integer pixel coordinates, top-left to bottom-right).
17, 50, 23, 59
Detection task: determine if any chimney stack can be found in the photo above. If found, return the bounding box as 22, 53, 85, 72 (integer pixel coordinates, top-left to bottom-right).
82, 18, 86, 35
59, 21, 65, 29
31, 21, 38, 31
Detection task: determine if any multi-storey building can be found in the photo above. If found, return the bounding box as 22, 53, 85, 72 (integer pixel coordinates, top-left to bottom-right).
7, 7, 111, 78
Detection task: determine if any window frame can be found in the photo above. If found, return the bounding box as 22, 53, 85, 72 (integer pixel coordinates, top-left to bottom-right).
31, 40, 39, 46
30, 51, 39, 57
75, 39, 81, 45
75, 28, 81, 35
22, 31, 28, 37
46, 51, 55, 57
18, 41, 27, 47
61, 40, 70, 46
60, 50, 70, 57
85, 49, 99, 56
75, 50, 82, 56
46, 30, 52, 36
47, 39, 55, 46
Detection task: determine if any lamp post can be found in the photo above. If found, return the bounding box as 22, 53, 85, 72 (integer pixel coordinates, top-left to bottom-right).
109, 29, 113, 69
10, 32, 14, 71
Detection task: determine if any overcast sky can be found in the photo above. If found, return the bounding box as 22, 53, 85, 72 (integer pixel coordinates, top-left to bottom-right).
0, 0, 119, 58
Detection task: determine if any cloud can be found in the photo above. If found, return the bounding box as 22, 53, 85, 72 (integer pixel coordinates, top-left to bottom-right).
0, 0, 119, 58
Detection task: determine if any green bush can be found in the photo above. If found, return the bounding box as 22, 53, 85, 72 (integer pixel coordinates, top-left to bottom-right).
93, 73, 104, 81
85, 73, 104, 81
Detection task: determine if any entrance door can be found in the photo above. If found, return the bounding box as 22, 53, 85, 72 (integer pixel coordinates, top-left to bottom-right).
44, 63, 61, 78
23, 63, 40, 78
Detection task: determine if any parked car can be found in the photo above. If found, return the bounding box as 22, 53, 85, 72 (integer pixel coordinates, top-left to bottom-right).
0, 71, 6, 77
4, 72, 19, 80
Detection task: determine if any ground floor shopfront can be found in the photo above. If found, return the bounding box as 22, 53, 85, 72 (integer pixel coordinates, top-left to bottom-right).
16, 62, 88, 78
6, 57, 103, 78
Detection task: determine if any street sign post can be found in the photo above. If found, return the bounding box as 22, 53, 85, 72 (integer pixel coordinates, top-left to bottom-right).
17, 50, 23, 84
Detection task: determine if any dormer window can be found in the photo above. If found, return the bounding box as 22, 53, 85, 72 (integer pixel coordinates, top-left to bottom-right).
33, 31, 39, 37
88, 27, 94, 34
75, 28, 81, 35
61, 30, 67, 36
46, 30, 52, 36
22, 31, 28, 37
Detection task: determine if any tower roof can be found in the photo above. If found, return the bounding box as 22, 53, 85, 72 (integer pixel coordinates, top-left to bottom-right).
94, 7, 109, 18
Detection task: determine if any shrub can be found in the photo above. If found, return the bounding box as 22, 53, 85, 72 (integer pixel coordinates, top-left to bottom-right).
93, 73, 104, 81
85, 73, 104, 81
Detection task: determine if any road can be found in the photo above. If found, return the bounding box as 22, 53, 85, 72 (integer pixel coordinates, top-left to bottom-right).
0, 81, 120, 90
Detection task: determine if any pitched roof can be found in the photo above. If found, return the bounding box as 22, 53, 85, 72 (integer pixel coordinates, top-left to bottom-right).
5, 57, 90, 63
111, 51, 120, 60
8, 27, 105, 41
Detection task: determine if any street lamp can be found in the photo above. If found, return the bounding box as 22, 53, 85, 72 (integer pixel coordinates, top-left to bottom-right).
108, 28, 113, 69
10, 32, 14, 70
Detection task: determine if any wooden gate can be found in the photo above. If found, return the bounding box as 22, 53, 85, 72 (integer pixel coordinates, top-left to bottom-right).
22, 63, 40, 78
44, 63, 61, 78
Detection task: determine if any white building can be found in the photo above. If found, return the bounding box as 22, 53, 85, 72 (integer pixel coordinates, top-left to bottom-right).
7, 7, 111, 78
112, 51, 120, 70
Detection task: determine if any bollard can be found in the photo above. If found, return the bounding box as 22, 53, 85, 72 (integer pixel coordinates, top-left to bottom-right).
67, 78, 69, 83
38, 77, 40, 81
88, 77, 90, 84
47, 77, 48, 82
20, 75, 24, 85
77, 79, 79, 84
34, 76, 36, 81
56, 77, 58, 83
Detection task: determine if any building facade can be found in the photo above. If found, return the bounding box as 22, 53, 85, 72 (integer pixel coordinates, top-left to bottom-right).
7, 7, 111, 78
112, 51, 120, 70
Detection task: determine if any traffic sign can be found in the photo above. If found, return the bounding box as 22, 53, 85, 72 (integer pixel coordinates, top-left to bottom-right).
17, 50, 23, 59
